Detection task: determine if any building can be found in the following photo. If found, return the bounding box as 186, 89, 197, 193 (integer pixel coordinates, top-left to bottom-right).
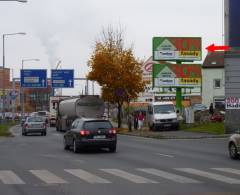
0, 67, 20, 112
202, 51, 225, 110
0, 67, 52, 113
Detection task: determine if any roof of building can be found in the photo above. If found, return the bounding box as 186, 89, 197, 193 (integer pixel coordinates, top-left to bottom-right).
202, 51, 224, 68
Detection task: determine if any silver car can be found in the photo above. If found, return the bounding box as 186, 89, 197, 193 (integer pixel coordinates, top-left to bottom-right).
228, 132, 240, 159
22, 116, 47, 136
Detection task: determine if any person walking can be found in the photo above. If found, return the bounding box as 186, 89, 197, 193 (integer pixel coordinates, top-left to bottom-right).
209, 103, 214, 116
127, 113, 133, 132
138, 112, 145, 130
133, 112, 138, 130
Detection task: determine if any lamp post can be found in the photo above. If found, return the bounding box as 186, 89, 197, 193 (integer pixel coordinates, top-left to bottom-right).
21, 58, 40, 118
1, 32, 26, 122
0, 0, 27, 2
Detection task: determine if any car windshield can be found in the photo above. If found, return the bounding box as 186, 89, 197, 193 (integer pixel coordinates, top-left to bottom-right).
154, 104, 175, 114
84, 121, 112, 131
27, 117, 44, 123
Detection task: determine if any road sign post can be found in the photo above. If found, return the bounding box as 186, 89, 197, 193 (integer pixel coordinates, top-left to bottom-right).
20, 69, 47, 118
51, 69, 74, 88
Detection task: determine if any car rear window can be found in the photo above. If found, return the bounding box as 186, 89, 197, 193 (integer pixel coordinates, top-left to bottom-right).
83, 121, 112, 131
38, 111, 47, 116
28, 117, 44, 122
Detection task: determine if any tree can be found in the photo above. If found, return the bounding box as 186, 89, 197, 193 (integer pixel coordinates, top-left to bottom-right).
87, 26, 146, 128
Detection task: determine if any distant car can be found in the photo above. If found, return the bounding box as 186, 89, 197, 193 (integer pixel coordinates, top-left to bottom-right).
63, 118, 117, 153
191, 103, 208, 112
22, 116, 47, 136
21, 116, 28, 126
228, 132, 240, 159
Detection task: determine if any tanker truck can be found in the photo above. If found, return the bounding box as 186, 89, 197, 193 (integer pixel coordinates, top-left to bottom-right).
56, 95, 105, 132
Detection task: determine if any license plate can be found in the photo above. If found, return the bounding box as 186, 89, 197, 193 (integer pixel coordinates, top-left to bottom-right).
93, 135, 106, 139
164, 124, 171, 127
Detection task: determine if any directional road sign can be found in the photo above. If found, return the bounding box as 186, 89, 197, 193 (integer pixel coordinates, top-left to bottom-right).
51, 69, 74, 88
21, 69, 47, 88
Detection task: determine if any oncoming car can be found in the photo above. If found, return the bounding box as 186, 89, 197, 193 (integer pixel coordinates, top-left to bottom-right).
22, 116, 47, 136
63, 118, 117, 153
228, 132, 240, 159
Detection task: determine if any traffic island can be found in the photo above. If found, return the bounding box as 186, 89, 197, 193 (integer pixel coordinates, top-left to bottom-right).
0, 121, 16, 137
116, 122, 228, 139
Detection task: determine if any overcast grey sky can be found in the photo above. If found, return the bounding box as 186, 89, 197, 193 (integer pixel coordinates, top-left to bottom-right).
0, 0, 223, 95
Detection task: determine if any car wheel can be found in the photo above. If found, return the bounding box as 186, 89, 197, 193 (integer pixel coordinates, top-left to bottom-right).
63, 138, 70, 150
229, 143, 239, 160
109, 145, 116, 153
44, 132, 47, 136
73, 140, 79, 153
22, 131, 25, 136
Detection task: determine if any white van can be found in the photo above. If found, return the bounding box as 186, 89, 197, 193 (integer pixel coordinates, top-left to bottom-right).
147, 101, 179, 131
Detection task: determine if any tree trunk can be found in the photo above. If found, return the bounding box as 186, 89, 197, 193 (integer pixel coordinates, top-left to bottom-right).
117, 102, 122, 128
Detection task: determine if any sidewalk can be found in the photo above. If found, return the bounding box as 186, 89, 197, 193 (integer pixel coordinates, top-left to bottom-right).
110, 120, 229, 139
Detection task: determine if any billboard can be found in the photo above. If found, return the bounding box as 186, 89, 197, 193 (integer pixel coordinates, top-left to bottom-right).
152, 37, 202, 61
153, 63, 202, 87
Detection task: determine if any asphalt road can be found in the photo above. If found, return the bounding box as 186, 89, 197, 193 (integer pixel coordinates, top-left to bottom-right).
0, 125, 240, 195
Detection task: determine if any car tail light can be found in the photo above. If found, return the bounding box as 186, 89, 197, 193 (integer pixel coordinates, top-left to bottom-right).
109, 128, 117, 134
80, 130, 90, 136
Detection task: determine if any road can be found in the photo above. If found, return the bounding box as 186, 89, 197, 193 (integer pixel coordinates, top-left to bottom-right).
0, 125, 239, 195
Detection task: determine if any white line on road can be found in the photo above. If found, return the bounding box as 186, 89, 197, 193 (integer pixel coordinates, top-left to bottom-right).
101, 169, 158, 183
212, 168, 240, 175
156, 153, 174, 158
0, 171, 25, 184
138, 168, 201, 183
175, 168, 240, 184
30, 170, 67, 184
64, 169, 111, 184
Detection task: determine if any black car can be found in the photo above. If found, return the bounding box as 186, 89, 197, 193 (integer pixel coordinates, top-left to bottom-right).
63, 118, 117, 153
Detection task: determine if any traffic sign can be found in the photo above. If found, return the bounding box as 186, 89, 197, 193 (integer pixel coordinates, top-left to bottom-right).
21, 69, 47, 88
51, 69, 74, 88
152, 37, 202, 61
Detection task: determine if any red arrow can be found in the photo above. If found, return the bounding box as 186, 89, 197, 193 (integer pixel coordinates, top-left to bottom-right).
206, 44, 230, 52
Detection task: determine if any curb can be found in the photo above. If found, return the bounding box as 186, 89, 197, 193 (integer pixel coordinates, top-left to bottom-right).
117, 132, 230, 140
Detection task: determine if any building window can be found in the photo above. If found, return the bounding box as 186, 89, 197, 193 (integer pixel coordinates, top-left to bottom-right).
214, 79, 221, 89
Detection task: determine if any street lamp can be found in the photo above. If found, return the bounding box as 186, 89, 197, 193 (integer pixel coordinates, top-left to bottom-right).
0, 0, 27, 2
21, 58, 40, 118
1, 32, 26, 122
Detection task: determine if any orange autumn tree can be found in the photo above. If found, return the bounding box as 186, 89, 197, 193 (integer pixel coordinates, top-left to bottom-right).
87, 27, 146, 128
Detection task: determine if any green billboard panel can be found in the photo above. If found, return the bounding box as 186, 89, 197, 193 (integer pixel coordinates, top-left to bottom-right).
152, 37, 202, 61
153, 63, 202, 87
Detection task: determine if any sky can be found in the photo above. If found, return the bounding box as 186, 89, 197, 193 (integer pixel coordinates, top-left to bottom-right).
0, 0, 224, 95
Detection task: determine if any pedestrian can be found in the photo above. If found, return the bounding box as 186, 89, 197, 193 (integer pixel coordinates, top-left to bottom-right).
138, 111, 145, 130
209, 103, 214, 116
127, 113, 133, 132
133, 112, 138, 130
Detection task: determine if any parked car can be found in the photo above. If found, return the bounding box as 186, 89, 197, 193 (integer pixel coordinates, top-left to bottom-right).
22, 116, 47, 136
228, 132, 240, 159
191, 103, 208, 112
63, 118, 117, 153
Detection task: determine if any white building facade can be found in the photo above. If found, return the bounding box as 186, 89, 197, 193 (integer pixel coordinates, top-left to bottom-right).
202, 52, 225, 110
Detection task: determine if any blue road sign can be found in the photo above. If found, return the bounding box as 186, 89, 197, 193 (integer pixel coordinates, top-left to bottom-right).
21, 69, 47, 88
51, 69, 74, 88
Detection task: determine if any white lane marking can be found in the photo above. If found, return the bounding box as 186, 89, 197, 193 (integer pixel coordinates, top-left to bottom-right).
0, 171, 25, 184
213, 168, 240, 175
138, 168, 201, 183
156, 153, 174, 158
30, 170, 67, 184
64, 169, 110, 184
101, 169, 158, 183
175, 168, 240, 184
